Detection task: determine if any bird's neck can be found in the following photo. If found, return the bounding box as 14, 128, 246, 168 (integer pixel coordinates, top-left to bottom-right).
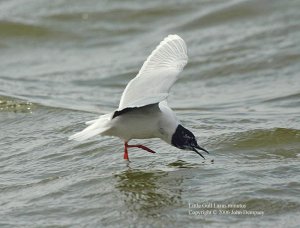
158, 118, 179, 145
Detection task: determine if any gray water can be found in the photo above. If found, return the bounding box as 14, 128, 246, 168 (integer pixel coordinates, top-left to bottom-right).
1, 0, 300, 227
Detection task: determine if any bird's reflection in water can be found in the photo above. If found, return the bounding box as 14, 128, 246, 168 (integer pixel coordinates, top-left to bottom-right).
115, 166, 185, 218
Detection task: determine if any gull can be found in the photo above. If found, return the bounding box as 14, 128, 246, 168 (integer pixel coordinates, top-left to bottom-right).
69, 34, 209, 160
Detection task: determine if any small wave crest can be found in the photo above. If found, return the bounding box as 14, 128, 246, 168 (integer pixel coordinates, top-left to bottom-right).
0, 96, 34, 113
216, 128, 300, 158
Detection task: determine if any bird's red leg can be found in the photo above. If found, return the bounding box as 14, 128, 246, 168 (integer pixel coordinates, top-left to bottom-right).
127, 144, 156, 154
124, 142, 129, 160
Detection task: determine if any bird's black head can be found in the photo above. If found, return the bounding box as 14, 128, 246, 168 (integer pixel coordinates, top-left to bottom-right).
171, 124, 209, 159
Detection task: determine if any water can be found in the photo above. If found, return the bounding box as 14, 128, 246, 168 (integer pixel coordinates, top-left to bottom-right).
1, 0, 300, 227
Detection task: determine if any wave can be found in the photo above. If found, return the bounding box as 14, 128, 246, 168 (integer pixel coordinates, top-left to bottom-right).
0, 95, 35, 113
263, 92, 300, 107
215, 128, 300, 158
0, 20, 78, 42
0, 20, 56, 38
0, 94, 104, 114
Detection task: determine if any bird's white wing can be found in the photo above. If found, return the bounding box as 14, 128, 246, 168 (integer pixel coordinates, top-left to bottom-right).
118, 34, 188, 110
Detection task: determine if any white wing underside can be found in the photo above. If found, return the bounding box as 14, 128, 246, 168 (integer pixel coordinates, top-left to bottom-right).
118, 34, 188, 110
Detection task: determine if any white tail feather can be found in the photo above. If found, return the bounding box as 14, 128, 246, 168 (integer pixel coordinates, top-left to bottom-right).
85, 119, 98, 125
69, 113, 112, 141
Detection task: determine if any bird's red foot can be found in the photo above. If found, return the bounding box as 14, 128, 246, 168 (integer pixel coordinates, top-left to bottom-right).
124, 150, 129, 160
124, 143, 129, 160
123, 142, 156, 160
127, 144, 156, 154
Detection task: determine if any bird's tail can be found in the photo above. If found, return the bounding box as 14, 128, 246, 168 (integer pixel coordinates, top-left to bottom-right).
69, 113, 112, 141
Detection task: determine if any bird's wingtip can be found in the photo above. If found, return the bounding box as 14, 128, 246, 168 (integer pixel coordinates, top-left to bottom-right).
166, 34, 184, 41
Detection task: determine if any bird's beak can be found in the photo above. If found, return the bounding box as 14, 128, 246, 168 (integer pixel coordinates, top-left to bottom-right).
195, 144, 209, 154
192, 144, 209, 159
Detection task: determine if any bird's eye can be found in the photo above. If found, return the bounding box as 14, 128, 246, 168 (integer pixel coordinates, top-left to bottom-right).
191, 138, 196, 145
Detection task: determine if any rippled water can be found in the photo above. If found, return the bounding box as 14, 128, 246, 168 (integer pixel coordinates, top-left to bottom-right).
1, 0, 300, 227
